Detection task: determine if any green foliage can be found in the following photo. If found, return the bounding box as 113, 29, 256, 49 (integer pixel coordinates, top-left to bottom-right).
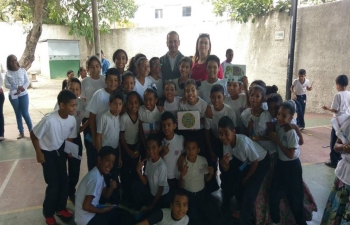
58, 0, 137, 43
212, 0, 334, 23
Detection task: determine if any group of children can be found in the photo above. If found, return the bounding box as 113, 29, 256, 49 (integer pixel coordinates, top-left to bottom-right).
31, 49, 320, 225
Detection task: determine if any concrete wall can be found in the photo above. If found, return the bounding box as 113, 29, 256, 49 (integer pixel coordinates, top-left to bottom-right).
0, 1, 348, 113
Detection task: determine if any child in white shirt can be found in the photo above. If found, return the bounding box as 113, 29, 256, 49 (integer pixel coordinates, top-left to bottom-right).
135, 57, 152, 101
218, 116, 269, 224
135, 134, 170, 212
225, 80, 246, 132
161, 80, 181, 117
139, 87, 163, 148
75, 147, 124, 225
149, 57, 163, 98
173, 57, 192, 98
30, 90, 77, 225
323, 74, 350, 168
85, 68, 121, 170
136, 190, 189, 225
119, 91, 142, 207
160, 111, 184, 190
268, 101, 307, 225
121, 71, 135, 103
199, 55, 228, 104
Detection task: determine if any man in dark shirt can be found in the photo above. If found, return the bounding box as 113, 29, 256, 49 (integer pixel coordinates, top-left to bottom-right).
160, 31, 184, 81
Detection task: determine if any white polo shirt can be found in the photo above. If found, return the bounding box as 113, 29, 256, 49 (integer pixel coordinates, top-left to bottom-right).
145, 157, 169, 196
177, 155, 209, 193
199, 79, 228, 104
32, 110, 77, 151
135, 76, 152, 100
224, 94, 246, 125
162, 134, 184, 179
96, 110, 120, 149
75, 167, 105, 225
164, 96, 181, 117
86, 88, 110, 123
120, 112, 139, 145
331, 91, 350, 117
292, 78, 309, 96
241, 108, 276, 154
223, 134, 267, 162
275, 125, 300, 161
205, 104, 237, 138
81, 76, 106, 102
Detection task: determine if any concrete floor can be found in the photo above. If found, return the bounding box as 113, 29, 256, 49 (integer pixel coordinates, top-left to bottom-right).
0, 76, 336, 224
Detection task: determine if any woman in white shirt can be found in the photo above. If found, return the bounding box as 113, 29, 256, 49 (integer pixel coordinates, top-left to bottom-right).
0, 71, 4, 141
4, 55, 32, 139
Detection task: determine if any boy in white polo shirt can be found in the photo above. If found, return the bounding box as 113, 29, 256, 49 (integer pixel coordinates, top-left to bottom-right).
75, 146, 123, 225
86, 68, 121, 170
160, 111, 184, 190
290, 69, 312, 130
96, 91, 123, 203
218, 116, 269, 224
177, 136, 225, 225
30, 90, 77, 225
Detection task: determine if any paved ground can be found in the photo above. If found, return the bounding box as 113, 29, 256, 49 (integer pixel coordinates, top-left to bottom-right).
0, 76, 336, 224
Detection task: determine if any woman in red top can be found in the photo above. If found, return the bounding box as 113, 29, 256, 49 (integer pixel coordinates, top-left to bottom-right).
191, 34, 223, 81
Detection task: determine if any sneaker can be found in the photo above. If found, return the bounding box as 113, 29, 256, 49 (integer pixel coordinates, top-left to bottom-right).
0, 137, 4, 141
45, 217, 56, 225
325, 161, 337, 168
55, 209, 73, 218
17, 133, 24, 139
299, 127, 305, 131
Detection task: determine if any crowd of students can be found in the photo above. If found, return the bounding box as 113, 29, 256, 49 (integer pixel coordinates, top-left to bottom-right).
25, 31, 350, 225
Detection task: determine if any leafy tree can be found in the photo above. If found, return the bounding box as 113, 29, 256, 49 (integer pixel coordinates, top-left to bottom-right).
56, 0, 137, 56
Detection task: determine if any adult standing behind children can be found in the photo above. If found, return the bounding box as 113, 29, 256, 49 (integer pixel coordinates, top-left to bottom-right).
191, 34, 223, 81
160, 31, 184, 81
290, 69, 312, 130
4, 54, 33, 139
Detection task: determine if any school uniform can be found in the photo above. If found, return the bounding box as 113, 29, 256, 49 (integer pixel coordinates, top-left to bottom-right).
162, 134, 184, 189
97, 110, 120, 149
329, 91, 350, 165
85, 88, 110, 170
224, 94, 246, 131
292, 78, 310, 128
199, 79, 228, 104
120, 112, 140, 205
81, 76, 106, 102
177, 156, 225, 225
241, 108, 277, 154
148, 76, 163, 98
146, 208, 189, 225
145, 158, 170, 208
269, 125, 306, 225
220, 134, 269, 225
163, 96, 181, 117
75, 167, 121, 225
138, 105, 162, 138
32, 110, 77, 218
135, 76, 152, 100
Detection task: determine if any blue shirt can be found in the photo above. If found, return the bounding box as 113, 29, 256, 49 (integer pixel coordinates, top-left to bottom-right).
101, 58, 110, 75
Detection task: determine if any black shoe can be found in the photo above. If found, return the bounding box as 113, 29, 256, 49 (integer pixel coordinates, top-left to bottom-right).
325, 161, 337, 168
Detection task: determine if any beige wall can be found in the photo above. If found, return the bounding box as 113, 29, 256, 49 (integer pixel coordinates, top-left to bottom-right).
0, 1, 348, 113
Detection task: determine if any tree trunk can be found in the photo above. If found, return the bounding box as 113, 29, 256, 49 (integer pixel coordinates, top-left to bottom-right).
86, 37, 94, 57
19, 0, 46, 70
